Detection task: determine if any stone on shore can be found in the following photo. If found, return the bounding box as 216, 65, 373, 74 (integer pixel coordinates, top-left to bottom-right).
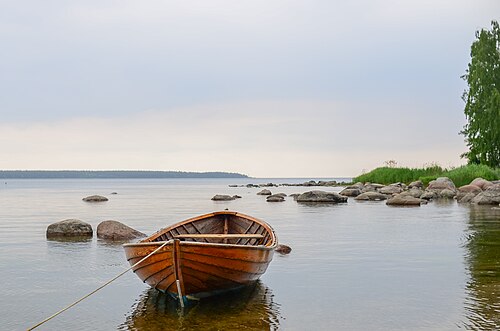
472, 184, 500, 205
83, 195, 108, 202
408, 180, 424, 189
275, 244, 292, 255
386, 194, 421, 206
267, 195, 285, 202
296, 190, 348, 203
354, 191, 388, 201
46, 219, 93, 238
470, 178, 494, 190
427, 177, 456, 192
257, 189, 272, 196
456, 184, 482, 203
379, 185, 403, 195
97, 220, 146, 240
211, 194, 236, 201
399, 188, 424, 198
439, 188, 456, 199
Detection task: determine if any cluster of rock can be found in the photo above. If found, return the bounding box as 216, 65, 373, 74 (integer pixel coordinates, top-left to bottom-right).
254, 189, 348, 203
456, 178, 500, 204
46, 219, 146, 241
337, 177, 500, 206
229, 180, 349, 188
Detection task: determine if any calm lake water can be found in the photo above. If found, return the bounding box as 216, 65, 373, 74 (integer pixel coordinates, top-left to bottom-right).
1, 178, 499, 330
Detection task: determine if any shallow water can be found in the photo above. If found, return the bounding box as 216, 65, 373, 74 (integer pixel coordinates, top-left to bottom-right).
1, 178, 499, 330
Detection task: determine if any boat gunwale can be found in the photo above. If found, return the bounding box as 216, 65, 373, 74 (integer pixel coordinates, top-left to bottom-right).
123, 211, 278, 250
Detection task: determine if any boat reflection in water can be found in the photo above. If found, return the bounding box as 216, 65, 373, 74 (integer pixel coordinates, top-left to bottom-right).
119, 281, 281, 331
463, 206, 500, 330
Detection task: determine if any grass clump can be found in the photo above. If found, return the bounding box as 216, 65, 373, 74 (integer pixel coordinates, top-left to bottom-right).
353, 164, 499, 187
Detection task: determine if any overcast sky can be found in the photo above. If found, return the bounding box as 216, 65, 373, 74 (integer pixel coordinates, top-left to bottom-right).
0, 1, 498, 177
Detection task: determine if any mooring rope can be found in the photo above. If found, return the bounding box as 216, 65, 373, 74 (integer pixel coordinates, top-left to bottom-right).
27, 240, 171, 331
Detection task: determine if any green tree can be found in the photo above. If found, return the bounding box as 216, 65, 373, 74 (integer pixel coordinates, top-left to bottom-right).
461, 20, 500, 168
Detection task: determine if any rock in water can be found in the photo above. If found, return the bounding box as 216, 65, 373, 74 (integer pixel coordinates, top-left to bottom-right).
472, 184, 500, 205
97, 220, 146, 240
296, 191, 348, 203
386, 194, 421, 206
275, 244, 292, 255
339, 188, 361, 197
379, 185, 403, 195
211, 194, 236, 201
427, 177, 456, 192
257, 189, 272, 195
470, 178, 494, 190
46, 219, 93, 238
267, 195, 285, 202
354, 191, 388, 201
82, 195, 108, 202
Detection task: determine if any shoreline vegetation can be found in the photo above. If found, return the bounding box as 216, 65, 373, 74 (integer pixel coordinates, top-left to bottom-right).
0, 170, 248, 179
353, 164, 500, 187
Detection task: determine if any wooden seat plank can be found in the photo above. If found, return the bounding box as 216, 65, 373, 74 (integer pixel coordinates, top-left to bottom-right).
174, 234, 264, 239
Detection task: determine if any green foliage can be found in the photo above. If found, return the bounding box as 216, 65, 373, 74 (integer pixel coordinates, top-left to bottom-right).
353, 164, 499, 187
444, 164, 500, 187
353, 165, 443, 185
461, 21, 500, 168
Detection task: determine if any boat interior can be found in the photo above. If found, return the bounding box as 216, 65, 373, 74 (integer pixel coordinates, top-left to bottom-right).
149, 213, 274, 246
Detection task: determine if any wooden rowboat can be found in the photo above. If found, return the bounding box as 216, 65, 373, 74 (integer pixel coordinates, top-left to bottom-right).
123, 211, 277, 302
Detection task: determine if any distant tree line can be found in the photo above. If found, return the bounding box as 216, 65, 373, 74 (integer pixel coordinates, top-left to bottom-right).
0, 170, 249, 179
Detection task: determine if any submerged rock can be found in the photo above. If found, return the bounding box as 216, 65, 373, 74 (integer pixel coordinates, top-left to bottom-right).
97, 220, 145, 240
296, 191, 348, 203
211, 194, 236, 201
275, 244, 292, 255
82, 195, 108, 202
46, 219, 93, 238
266, 195, 285, 202
257, 189, 272, 196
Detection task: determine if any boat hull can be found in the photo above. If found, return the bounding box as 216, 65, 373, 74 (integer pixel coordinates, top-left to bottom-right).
123, 211, 276, 299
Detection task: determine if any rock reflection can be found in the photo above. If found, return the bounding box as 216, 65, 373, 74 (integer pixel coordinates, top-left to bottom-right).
463, 206, 500, 330
119, 281, 281, 331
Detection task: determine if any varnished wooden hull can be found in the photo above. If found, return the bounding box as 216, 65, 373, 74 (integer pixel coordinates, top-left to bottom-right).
123, 211, 277, 299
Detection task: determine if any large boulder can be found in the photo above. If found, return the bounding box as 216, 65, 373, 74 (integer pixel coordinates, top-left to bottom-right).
47, 219, 93, 238
82, 195, 108, 202
257, 189, 272, 196
296, 191, 348, 203
472, 184, 500, 205
386, 194, 422, 206
211, 194, 236, 201
97, 220, 146, 240
339, 188, 361, 197
470, 178, 494, 190
456, 184, 482, 203
379, 185, 403, 195
354, 191, 388, 201
427, 177, 456, 192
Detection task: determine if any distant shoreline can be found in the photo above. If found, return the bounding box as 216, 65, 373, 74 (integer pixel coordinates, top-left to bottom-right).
0, 170, 248, 179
